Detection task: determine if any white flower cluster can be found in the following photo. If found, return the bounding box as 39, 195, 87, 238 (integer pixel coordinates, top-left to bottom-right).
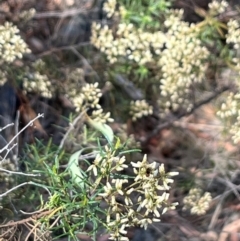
87, 150, 178, 241
0, 22, 30, 63
77, 83, 102, 109
0, 70, 7, 86
208, 0, 228, 16
91, 108, 114, 124
71, 82, 113, 124
183, 188, 212, 215
129, 100, 153, 121
216, 92, 240, 119
118, 5, 127, 19
19, 8, 36, 21
164, 9, 185, 29
217, 16, 240, 144
159, 10, 209, 113
215, 10, 240, 144
23, 72, 52, 98
216, 92, 240, 143
91, 6, 211, 115
103, 0, 117, 18
229, 117, 240, 144
226, 19, 240, 49
91, 22, 166, 65
71, 82, 101, 112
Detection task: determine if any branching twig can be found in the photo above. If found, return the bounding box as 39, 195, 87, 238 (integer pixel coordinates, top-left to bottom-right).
14, 110, 20, 168
33, 0, 97, 19
56, 111, 86, 156
0, 182, 32, 198
0, 209, 53, 228
38, 42, 90, 57
0, 181, 51, 198
24, 219, 41, 241
0, 113, 44, 155
0, 123, 14, 132
1, 143, 17, 161
0, 167, 40, 177
33, 8, 92, 19
114, 74, 144, 100
142, 85, 230, 144
70, 47, 101, 81
19, 208, 48, 215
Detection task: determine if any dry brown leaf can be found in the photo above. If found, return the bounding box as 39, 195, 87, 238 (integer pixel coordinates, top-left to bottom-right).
200, 231, 218, 241
219, 219, 240, 241
17, 90, 47, 141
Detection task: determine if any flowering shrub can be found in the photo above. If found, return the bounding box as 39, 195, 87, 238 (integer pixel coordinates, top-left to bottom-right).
159, 9, 209, 113
40, 139, 178, 241
91, 1, 212, 118
91, 22, 166, 65
86, 149, 178, 240
2, 0, 240, 240
88, 0, 240, 218
90, 0, 240, 146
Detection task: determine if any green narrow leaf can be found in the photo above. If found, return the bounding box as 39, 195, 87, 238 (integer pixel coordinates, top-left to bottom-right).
67, 150, 86, 190
86, 115, 114, 145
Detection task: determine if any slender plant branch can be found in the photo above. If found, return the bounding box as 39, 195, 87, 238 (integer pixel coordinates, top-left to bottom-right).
0, 123, 14, 132
0, 167, 40, 177
142, 85, 230, 144
0, 182, 32, 198
0, 113, 44, 154
70, 47, 101, 81
19, 208, 48, 215
0, 181, 51, 198
1, 143, 17, 161
56, 111, 86, 156
38, 42, 90, 57
0, 209, 54, 227
13, 110, 20, 168
33, 8, 93, 19
33, 0, 97, 19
